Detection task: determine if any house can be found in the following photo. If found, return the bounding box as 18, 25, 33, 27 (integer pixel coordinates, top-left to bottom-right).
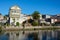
9, 5, 32, 25
22, 19, 34, 26
51, 15, 60, 26
9, 5, 21, 25
0, 14, 4, 22
40, 15, 51, 25
0, 14, 8, 26
42, 14, 50, 19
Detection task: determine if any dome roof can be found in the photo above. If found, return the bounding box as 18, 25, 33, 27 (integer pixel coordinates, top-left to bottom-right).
10, 5, 21, 10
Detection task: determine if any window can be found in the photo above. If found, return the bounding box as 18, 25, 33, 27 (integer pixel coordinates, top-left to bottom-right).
14, 10, 16, 13
42, 15, 46, 18
11, 11, 14, 13
11, 10, 16, 13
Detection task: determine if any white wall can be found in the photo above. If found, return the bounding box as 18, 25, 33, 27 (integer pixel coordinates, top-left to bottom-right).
10, 18, 13, 24
46, 15, 50, 18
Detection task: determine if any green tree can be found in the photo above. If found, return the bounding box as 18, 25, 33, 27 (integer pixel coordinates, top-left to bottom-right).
16, 22, 20, 26
4, 15, 8, 20
32, 11, 40, 26
32, 21, 38, 26
32, 11, 40, 20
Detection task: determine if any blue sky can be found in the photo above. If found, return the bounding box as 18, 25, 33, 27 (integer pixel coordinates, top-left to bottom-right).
0, 0, 60, 15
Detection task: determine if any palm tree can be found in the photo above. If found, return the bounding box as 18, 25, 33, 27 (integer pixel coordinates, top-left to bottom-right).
32, 11, 40, 20
32, 11, 40, 26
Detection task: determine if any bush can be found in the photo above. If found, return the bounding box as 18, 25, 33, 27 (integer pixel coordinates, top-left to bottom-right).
4, 23, 10, 26
32, 21, 38, 26
16, 22, 20, 26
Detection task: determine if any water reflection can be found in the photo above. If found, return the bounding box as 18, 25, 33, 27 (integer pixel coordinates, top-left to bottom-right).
0, 33, 9, 40
0, 30, 60, 40
27, 32, 39, 40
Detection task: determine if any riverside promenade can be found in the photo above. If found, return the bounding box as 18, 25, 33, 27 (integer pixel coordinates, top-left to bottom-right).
2, 26, 60, 31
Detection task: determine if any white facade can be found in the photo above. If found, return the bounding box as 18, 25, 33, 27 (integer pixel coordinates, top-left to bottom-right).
0, 15, 4, 23
0, 15, 4, 20
46, 15, 51, 18
40, 14, 42, 19
9, 5, 29, 25
51, 19, 57, 24
19, 14, 28, 24
9, 5, 21, 25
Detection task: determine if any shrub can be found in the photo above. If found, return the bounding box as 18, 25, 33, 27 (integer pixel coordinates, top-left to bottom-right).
32, 21, 38, 26
16, 22, 20, 26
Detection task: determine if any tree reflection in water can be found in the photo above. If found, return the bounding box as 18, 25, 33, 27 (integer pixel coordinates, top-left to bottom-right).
27, 32, 39, 40
57, 31, 60, 40
0, 30, 60, 40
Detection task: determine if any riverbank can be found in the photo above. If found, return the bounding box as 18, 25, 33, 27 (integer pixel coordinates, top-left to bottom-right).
2, 26, 60, 31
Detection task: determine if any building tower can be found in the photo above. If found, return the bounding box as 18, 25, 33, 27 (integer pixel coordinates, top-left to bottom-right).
9, 5, 21, 25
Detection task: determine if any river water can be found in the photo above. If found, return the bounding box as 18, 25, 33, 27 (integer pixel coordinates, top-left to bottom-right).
0, 30, 60, 40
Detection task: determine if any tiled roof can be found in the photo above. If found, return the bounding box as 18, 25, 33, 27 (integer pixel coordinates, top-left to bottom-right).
51, 15, 60, 19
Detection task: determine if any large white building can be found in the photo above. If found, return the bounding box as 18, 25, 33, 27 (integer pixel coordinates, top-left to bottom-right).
9, 5, 30, 25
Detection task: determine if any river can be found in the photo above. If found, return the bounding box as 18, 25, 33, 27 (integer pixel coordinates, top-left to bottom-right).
0, 30, 60, 40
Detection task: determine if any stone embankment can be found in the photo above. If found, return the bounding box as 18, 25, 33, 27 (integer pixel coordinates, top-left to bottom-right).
2, 26, 60, 31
